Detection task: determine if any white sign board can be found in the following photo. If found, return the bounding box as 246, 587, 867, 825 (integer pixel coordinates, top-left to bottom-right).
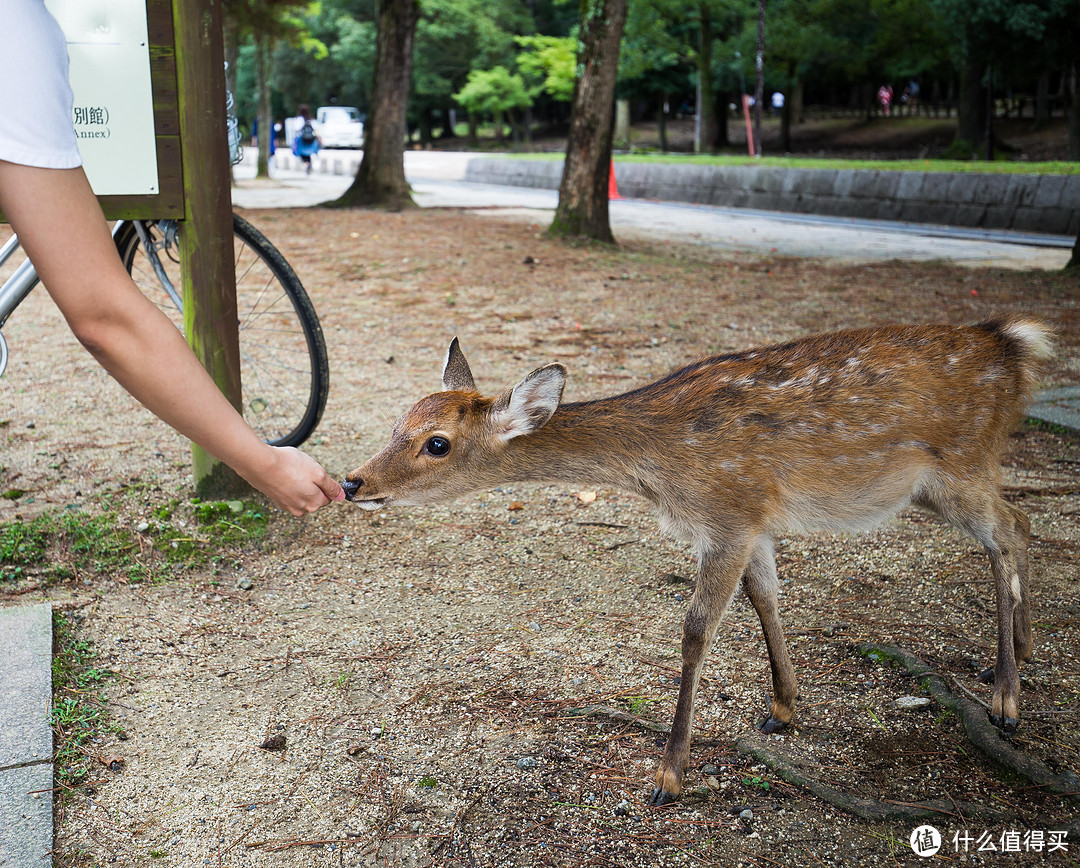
45, 0, 159, 196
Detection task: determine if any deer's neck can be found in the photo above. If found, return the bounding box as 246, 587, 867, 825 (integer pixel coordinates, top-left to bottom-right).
500, 398, 665, 495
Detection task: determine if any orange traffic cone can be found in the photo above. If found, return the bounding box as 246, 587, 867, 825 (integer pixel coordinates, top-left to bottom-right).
608, 163, 621, 200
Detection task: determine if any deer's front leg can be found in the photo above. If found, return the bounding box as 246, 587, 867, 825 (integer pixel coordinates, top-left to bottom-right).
649, 543, 754, 807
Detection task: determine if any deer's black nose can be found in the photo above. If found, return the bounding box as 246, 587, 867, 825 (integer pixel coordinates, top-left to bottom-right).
341, 478, 361, 501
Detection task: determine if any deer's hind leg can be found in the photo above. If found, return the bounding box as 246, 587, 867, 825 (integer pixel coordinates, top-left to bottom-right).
914, 478, 1032, 733
1008, 504, 1033, 665
741, 537, 798, 733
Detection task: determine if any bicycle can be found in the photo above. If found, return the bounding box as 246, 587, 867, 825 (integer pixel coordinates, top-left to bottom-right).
0, 213, 329, 448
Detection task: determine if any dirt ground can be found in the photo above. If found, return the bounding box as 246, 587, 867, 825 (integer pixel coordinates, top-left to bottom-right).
2, 206, 1080, 867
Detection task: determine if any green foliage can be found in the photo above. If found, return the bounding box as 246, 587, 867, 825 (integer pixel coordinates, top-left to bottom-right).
454, 67, 534, 116
52, 612, 116, 788
506, 150, 1079, 173
1, 512, 133, 582
618, 0, 704, 98
623, 696, 657, 715
0, 499, 270, 585
0, 518, 49, 571
941, 138, 977, 160
515, 35, 578, 101
413, 0, 534, 121
228, 0, 1077, 159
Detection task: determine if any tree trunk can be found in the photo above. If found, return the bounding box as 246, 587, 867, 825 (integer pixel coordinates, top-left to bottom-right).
714, 90, 728, 148
549, 0, 628, 242
332, 0, 417, 210
658, 95, 668, 152
957, 56, 985, 153
417, 108, 433, 146
1035, 71, 1050, 128
255, 33, 272, 179
753, 0, 765, 157
175, 0, 246, 499
614, 99, 630, 149
1068, 62, 1080, 161
696, 3, 717, 154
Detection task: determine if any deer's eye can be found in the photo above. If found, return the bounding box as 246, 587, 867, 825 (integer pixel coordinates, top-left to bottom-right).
425, 436, 451, 457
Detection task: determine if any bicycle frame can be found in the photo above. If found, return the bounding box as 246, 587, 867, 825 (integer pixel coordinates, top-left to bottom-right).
0, 233, 37, 377
0, 221, 150, 378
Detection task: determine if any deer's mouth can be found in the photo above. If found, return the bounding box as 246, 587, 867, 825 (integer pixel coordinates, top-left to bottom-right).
353, 496, 390, 511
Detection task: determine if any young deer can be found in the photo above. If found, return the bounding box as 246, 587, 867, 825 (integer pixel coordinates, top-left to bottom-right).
342, 319, 1052, 806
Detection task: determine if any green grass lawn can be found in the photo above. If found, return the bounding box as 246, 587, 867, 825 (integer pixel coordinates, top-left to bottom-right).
497, 151, 1077, 174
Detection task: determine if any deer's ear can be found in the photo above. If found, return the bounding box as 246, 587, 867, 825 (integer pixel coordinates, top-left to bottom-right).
442, 337, 476, 392
491, 364, 566, 441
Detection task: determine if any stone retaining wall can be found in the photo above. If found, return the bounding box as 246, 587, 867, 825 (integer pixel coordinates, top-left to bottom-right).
463, 158, 1080, 237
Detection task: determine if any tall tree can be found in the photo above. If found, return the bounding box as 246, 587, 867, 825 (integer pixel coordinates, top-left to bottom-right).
752, 0, 765, 155
412, 0, 532, 143
619, 0, 693, 152
932, 0, 1058, 153
453, 67, 534, 144
549, 0, 629, 242
332, 0, 420, 210
223, 1, 325, 178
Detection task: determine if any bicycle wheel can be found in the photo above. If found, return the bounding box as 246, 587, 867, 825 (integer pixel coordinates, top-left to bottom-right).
114, 214, 329, 448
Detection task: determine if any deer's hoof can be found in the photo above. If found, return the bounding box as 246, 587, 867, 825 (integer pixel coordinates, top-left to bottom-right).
989, 713, 1019, 736
647, 787, 679, 808
758, 715, 789, 734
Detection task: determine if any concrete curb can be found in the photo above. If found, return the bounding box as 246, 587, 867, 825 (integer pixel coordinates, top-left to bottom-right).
463, 157, 1080, 238
1029, 388, 1080, 435
0, 603, 54, 867
269, 150, 1077, 240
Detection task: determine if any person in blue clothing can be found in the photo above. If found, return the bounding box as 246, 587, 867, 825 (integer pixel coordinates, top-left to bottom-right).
250, 116, 276, 156
291, 105, 320, 174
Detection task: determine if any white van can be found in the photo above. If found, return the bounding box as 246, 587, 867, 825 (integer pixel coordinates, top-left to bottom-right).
316, 106, 364, 149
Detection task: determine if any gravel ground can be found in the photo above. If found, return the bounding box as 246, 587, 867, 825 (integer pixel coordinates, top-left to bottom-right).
1, 208, 1079, 867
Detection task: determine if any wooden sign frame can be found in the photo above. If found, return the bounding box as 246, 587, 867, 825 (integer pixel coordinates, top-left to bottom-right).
98, 0, 184, 220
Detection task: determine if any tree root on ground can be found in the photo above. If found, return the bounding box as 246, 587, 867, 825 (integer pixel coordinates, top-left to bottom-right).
858, 643, 1080, 798
561, 644, 1079, 823
560, 704, 671, 734
732, 736, 1008, 822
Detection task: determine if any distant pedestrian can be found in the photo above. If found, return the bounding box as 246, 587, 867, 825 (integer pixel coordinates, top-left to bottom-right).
902, 80, 920, 114
771, 91, 784, 117
877, 84, 893, 117
251, 116, 275, 156
291, 104, 320, 174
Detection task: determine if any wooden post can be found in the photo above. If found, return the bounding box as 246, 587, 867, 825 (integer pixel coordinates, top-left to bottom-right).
173, 0, 248, 498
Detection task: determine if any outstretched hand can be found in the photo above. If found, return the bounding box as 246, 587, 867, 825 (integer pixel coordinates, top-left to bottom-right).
242, 445, 345, 516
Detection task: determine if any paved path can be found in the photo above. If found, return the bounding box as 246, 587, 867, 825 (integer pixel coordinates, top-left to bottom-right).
232, 150, 1073, 271
0, 604, 53, 867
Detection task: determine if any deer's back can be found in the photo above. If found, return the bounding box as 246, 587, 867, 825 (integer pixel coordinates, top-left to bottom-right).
572, 320, 1048, 536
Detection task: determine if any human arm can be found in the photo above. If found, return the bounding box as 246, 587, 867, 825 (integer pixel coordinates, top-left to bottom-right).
0, 159, 343, 515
